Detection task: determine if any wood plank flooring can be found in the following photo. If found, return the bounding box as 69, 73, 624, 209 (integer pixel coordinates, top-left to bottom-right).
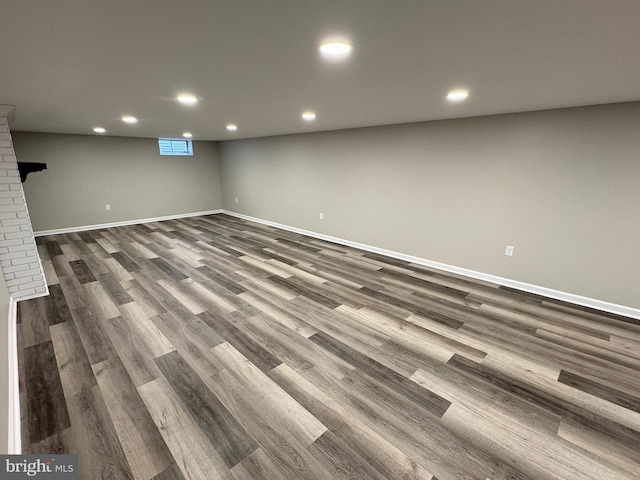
17, 213, 640, 479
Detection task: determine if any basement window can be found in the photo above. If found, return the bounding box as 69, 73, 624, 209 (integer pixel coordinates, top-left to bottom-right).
158, 138, 193, 156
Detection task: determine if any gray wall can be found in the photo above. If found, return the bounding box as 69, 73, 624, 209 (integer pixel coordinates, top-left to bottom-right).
13, 133, 222, 232
220, 103, 640, 310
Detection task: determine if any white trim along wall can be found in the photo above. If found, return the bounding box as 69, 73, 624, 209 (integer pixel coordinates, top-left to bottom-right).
6, 298, 19, 453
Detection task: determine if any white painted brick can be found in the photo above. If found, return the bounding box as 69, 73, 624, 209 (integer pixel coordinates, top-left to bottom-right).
7, 243, 36, 252
1, 244, 24, 253
7, 276, 34, 287
4, 264, 30, 273
5, 232, 32, 241
1, 218, 29, 227
0, 205, 25, 212
14, 269, 39, 279
16, 288, 37, 298
6, 258, 31, 268
0, 251, 26, 261
0, 123, 45, 298
0, 238, 25, 247
10, 257, 36, 266
14, 280, 45, 290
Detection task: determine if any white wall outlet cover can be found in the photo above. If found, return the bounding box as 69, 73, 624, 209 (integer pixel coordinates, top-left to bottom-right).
505, 245, 514, 256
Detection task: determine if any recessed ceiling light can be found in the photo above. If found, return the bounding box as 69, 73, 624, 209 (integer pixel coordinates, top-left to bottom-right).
177, 94, 198, 106
446, 90, 470, 102
93, 127, 106, 134
226, 124, 238, 131
122, 115, 138, 124
183, 132, 192, 138
302, 111, 316, 121
319, 41, 353, 56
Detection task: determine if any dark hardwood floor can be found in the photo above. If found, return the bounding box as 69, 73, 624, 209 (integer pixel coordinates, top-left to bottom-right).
17, 214, 640, 479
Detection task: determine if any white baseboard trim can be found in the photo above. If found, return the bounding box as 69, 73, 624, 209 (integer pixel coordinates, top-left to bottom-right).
33, 210, 223, 237
7, 297, 20, 453
222, 210, 640, 321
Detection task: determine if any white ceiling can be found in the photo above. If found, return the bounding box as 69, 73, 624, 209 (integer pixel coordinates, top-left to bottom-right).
2, 0, 640, 141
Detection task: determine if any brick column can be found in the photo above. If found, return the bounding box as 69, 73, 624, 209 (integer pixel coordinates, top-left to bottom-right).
0, 110, 47, 300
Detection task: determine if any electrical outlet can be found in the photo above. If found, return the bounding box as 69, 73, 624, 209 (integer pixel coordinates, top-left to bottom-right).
235, 197, 238, 203
105, 204, 111, 211
319, 212, 324, 220
505, 245, 514, 256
